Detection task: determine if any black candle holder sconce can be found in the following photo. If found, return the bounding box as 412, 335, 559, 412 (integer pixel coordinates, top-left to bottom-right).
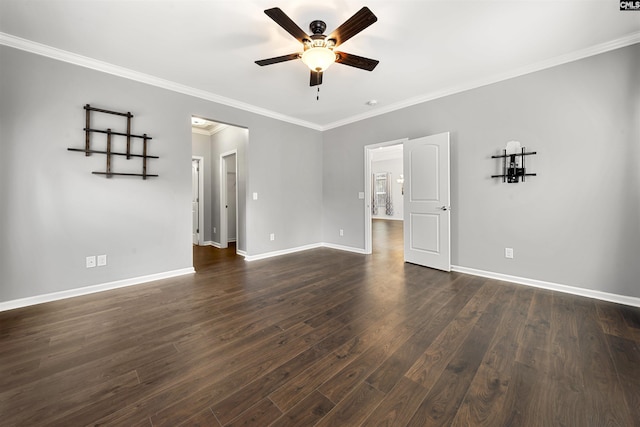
491, 141, 537, 183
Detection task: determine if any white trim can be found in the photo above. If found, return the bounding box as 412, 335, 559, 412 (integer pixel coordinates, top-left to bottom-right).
236, 249, 247, 258
0, 32, 322, 131
0, 268, 195, 312
192, 123, 229, 136
210, 124, 229, 136
244, 243, 323, 261
452, 265, 640, 308
241, 242, 640, 306
322, 32, 640, 130
203, 240, 221, 248
191, 127, 212, 136
321, 242, 368, 255
364, 139, 408, 254
2, 31, 638, 132
192, 156, 205, 246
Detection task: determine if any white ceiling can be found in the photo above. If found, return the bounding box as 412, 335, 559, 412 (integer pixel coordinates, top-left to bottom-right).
1, 1, 639, 130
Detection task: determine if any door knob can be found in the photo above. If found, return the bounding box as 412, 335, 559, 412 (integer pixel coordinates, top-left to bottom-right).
439, 206, 450, 211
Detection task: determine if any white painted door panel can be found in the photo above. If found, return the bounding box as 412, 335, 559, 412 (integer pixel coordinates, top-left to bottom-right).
403, 132, 450, 271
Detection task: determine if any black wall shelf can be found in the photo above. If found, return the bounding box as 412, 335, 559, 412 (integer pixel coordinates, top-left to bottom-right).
67, 104, 157, 179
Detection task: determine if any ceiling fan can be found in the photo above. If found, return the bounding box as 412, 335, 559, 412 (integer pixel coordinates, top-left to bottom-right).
255, 7, 379, 86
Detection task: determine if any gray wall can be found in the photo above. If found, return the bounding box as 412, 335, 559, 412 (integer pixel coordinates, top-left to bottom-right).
245, 121, 323, 255
0, 45, 323, 303
1, 42, 638, 304
323, 44, 640, 299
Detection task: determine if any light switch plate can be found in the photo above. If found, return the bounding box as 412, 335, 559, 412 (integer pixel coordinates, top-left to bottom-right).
97, 254, 107, 266
86, 256, 96, 268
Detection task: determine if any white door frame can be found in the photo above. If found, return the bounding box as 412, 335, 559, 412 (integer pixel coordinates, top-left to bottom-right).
220, 149, 238, 251
364, 138, 408, 254
192, 156, 204, 246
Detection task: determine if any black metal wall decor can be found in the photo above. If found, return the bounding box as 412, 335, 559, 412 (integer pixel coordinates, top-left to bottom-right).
67, 104, 158, 179
491, 140, 537, 183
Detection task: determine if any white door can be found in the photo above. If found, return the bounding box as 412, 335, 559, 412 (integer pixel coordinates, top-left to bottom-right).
403, 132, 450, 271
192, 159, 200, 245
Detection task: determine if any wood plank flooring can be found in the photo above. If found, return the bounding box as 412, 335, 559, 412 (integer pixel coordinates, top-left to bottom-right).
1, 219, 639, 426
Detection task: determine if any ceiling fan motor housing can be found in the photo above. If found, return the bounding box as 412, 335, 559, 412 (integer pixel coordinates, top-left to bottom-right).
309, 20, 327, 35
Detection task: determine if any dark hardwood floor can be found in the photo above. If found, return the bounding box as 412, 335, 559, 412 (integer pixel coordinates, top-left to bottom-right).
1, 219, 639, 426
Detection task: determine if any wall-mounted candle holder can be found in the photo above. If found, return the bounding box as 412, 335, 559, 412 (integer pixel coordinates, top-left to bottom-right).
491, 141, 537, 183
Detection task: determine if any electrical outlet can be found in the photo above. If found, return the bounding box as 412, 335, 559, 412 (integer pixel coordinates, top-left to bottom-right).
86, 256, 96, 268
213, 227, 216, 233
340, 229, 344, 236
270, 233, 275, 241
505, 248, 514, 259
97, 254, 107, 266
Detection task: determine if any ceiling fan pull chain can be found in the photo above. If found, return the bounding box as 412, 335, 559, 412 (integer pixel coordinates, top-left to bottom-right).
317, 87, 320, 101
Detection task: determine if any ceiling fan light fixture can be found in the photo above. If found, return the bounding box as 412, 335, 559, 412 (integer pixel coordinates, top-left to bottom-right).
301, 47, 336, 72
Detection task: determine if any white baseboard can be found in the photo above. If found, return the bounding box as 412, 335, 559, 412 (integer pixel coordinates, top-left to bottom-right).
0, 268, 195, 312
243, 242, 366, 261
244, 243, 323, 261
5, 252, 636, 312
321, 242, 369, 255
253, 243, 639, 306
203, 241, 221, 248
452, 265, 640, 308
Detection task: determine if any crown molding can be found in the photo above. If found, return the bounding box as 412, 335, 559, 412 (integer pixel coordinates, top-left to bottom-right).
192, 123, 229, 136
321, 32, 640, 130
191, 127, 212, 136
2, 31, 638, 133
0, 32, 323, 131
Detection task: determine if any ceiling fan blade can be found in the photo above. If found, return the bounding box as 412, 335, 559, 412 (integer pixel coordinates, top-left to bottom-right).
264, 8, 309, 43
327, 7, 377, 47
310, 70, 323, 86
255, 53, 301, 66
335, 52, 379, 71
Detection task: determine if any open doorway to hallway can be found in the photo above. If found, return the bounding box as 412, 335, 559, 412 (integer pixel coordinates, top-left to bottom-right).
191, 116, 248, 260
364, 140, 405, 254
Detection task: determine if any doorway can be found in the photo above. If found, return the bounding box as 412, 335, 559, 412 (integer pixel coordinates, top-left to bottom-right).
364, 138, 407, 254
364, 133, 451, 271
220, 150, 238, 251
192, 116, 247, 254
